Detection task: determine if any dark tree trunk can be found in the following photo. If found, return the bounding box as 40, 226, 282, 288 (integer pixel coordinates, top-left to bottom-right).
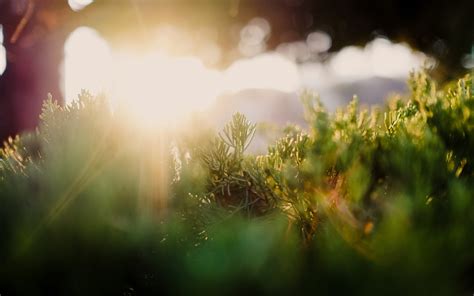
0, 0, 70, 141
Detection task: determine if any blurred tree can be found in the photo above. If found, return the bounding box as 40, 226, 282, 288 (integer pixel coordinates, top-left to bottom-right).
0, 0, 72, 141
0, 0, 472, 141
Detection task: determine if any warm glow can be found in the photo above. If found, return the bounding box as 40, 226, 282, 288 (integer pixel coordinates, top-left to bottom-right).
0, 25, 6, 75
109, 53, 221, 127
223, 53, 299, 93
63, 27, 430, 129
329, 38, 429, 80
63, 27, 300, 128
63, 27, 112, 101
68, 0, 94, 11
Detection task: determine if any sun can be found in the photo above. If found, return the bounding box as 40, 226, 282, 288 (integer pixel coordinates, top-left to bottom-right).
109, 53, 221, 128
63, 27, 221, 128
63, 26, 302, 129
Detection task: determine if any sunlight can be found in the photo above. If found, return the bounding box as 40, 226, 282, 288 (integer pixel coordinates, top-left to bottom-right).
63, 27, 300, 128
63, 28, 428, 130
63, 27, 112, 101
0, 25, 6, 75
110, 53, 221, 127
224, 53, 299, 93
68, 0, 94, 11
63, 27, 220, 128
329, 37, 428, 80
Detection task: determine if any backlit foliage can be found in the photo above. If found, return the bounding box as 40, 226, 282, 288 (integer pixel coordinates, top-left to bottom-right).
0, 73, 473, 295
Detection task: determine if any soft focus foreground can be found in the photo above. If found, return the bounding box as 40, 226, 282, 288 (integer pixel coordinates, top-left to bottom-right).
0, 72, 473, 295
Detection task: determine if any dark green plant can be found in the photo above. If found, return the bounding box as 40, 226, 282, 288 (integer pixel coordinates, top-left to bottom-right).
0, 72, 473, 295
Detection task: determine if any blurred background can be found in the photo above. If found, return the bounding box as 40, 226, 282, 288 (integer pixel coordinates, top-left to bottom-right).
0, 0, 473, 141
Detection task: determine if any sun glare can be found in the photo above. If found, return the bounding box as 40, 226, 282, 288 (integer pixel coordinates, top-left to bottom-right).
63, 27, 300, 128
68, 0, 94, 11
63, 27, 112, 101
63, 27, 221, 128
0, 25, 6, 75
63, 27, 429, 129
110, 53, 221, 127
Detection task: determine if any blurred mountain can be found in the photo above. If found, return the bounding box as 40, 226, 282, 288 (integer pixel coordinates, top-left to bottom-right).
320, 76, 408, 109
208, 89, 304, 128
207, 76, 407, 127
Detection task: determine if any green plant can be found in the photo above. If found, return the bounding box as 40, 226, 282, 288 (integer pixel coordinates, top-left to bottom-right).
0, 72, 473, 295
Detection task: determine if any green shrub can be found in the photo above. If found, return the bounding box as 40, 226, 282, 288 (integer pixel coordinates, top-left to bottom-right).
0, 73, 473, 295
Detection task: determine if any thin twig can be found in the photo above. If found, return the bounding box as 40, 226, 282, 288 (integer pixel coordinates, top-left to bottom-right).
10, 0, 36, 44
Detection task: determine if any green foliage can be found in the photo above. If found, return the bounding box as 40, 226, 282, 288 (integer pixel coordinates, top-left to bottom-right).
0, 73, 473, 295
198, 113, 277, 216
